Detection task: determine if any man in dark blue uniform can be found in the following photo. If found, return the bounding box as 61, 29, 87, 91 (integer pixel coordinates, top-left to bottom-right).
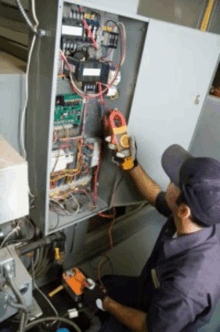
84, 144, 220, 331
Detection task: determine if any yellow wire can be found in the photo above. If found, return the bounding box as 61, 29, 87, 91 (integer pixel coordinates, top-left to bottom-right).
200, 0, 216, 32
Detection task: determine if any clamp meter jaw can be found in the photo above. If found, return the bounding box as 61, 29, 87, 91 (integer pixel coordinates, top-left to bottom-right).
106, 110, 134, 171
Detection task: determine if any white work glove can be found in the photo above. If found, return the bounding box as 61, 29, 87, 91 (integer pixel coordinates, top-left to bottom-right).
106, 135, 138, 171
83, 278, 108, 312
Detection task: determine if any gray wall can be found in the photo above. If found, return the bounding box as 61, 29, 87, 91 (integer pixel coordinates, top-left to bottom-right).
0, 52, 26, 154
138, 0, 220, 33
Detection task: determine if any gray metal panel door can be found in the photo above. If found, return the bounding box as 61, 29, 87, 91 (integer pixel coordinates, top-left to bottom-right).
128, 19, 220, 190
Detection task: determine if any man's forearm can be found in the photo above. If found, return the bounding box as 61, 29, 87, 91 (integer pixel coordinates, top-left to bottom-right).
129, 165, 161, 206
103, 296, 148, 332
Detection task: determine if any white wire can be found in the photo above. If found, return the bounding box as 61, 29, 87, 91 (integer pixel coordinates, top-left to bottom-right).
31, 258, 58, 319
0, 217, 35, 249
20, 34, 36, 160
70, 194, 80, 215
0, 220, 21, 249
50, 198, 72, 215
31, 0, 39, 28
20, 0, 39, 199
0, 228, 17, 249
15, 0, 36, 33
118, 22, 126, 66
34, 284, 59, 317
20, 0, 39, 159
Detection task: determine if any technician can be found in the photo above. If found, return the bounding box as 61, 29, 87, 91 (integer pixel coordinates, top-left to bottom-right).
84, 143, 220, 332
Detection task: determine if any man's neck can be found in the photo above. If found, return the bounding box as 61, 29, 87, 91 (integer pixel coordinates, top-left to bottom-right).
174, 217, 204, 236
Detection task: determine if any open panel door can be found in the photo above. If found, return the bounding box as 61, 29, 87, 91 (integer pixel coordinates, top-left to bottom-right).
124, 19, 220, 195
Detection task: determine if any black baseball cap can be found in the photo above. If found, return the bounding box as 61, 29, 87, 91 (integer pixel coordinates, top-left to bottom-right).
162, 144, 220, 226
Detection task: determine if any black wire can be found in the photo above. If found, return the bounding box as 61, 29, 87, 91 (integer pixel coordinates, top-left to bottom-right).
105, 20, 118, 27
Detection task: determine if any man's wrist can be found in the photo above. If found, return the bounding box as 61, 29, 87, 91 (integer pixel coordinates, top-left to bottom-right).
102, 296, 112, 311
128, 161, 139, 173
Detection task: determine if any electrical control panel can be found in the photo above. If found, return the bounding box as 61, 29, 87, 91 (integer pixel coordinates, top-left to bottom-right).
49, 2, 126, 231
26, 0, 148, 234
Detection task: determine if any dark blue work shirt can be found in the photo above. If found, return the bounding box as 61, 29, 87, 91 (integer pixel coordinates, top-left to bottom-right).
140, 192, 220, 332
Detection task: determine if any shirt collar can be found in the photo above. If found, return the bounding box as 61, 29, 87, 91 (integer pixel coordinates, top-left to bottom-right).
163, 223, 214, 259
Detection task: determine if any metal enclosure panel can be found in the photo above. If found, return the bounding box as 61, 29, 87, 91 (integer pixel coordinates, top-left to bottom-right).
66, 0, 143, 19
92, 15, 148, 207
0, 245, 32, 322
26, 0, 64, 234
128, 19, 220, 190
63, 219, 89, 269
189, 96, 220, 160
26, 0, 148, 234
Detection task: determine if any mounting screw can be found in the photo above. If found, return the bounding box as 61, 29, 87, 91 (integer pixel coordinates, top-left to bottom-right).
36, 29, 47, 37
194, 95, 200, 105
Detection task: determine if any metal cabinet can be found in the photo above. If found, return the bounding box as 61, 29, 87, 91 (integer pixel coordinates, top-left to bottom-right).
25, 0, 220, 234
26, 0, 148, 235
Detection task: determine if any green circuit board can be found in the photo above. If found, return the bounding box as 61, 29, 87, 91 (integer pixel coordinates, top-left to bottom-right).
54, 94, 82, 127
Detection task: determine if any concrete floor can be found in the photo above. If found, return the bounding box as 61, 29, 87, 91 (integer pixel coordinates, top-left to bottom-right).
79, 213, 165, 280
79, 214, 165, 332
80, 212, 220, 332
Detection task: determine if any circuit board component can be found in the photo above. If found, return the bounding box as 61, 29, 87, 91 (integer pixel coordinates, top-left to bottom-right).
54, 94, 82, 129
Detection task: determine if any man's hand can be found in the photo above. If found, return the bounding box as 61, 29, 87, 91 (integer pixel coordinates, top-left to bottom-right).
83, 278, 108, 312
107, 135, 138, 171
103, 296, 148, 332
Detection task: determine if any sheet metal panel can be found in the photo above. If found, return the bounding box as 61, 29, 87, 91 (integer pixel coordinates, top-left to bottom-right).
128, 19, 220, 190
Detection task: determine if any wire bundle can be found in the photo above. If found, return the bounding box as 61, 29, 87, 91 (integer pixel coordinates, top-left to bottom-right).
59, 20, 126, 100
0, 218, 35, 249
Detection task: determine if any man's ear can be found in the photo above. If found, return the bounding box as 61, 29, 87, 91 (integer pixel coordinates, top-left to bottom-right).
177, 203, 191, 219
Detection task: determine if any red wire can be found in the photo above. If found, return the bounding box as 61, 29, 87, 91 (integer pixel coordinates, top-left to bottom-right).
97, 254, 108, 288
60, 21, 125, 99
97, 212, 115, 218
98, 83, 104, 104
82, 19, 98, 49
93, 154, 101, 206
108, 218, 116, 249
